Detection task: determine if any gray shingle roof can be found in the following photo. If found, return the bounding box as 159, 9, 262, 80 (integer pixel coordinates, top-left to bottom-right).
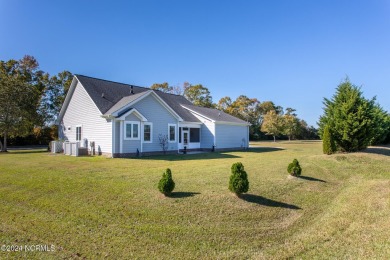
154, 91, 200, 122
75, 75, 149, 114
103, 91, 149, 116
75, 75, 246, 124
181, 104, 248, 124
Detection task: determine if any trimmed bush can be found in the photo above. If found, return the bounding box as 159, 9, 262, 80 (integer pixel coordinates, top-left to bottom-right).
229, 162, 249, 195
158, 168, 175, 196
322, 125, 336, 155
287, 159, 302, 176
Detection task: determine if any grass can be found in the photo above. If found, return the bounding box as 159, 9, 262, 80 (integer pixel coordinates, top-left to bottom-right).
0, 141, 389, 259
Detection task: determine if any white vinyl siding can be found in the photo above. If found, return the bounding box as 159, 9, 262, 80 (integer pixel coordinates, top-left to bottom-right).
61, 81, 112, 154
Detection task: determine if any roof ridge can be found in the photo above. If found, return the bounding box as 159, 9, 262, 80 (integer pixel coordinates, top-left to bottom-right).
75, 74, 187, 98
75, 74, 148, 90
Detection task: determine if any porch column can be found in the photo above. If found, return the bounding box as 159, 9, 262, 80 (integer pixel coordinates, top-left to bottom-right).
177, 120, 180, 153
120, 120, 123, 154
140, 122, 144, 153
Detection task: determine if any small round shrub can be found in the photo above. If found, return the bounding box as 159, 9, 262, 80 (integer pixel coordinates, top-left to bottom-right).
158, 168, 175, 196
287, 159, 302, 176
229, 162, 249, 195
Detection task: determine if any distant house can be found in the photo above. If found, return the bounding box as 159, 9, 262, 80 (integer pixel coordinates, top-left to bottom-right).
56, 75, 250, 157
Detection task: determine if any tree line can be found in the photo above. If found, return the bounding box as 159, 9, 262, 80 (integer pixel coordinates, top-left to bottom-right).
151, 82, 319, 141
0, 55, 72, 151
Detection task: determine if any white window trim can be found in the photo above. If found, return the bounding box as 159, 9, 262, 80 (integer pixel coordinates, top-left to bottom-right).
75, 125, 82, 141
168, 123, 177, 143
143, 122, 153, 143
124, 121, 140, 140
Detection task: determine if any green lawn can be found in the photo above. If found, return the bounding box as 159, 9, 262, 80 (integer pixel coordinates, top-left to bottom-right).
0, 141, 389, 259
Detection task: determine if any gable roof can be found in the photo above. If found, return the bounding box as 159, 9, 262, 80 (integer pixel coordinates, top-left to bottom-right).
75, 75, 149, 114
104, 91, 149, 116
59, 75, 248, 125
181, 104, 249, 125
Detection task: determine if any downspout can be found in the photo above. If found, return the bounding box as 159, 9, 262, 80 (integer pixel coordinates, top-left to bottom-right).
247, 124, 250, 148
112, 119, 116, 157
177, 120, 180, 154
213, 123, 216, 150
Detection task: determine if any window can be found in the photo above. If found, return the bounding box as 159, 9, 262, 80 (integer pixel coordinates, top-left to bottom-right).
168, 124, 176, 142
76, 126, 82, 141
143, 123, 152, 143
190, 128, 200, 143
124, 121, 140, 140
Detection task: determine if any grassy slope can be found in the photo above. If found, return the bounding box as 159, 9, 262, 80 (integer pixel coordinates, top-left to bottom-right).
0, 142, 389, 259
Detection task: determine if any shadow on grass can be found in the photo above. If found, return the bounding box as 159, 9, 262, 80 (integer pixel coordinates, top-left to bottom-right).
240, 194, 301, 210
246, 147, 284, 153
298, 175, 326, 183
169, 192, 201, 198
140, 148, 285, 161
142, 152, 241, 161
363, 146, 390, 156
3, 149, 48, 154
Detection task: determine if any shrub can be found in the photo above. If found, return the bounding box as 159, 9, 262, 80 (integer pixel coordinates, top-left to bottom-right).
287, 159, 302, 176
322, 124, 336, 155
229, 162, 249, 195
158, 168, 175, 196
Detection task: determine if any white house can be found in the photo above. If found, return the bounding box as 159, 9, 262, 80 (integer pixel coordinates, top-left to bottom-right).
56, 75, 250, 157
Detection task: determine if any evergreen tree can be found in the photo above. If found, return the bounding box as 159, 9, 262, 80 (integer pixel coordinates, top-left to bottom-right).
158, 168, 175, 196
287, 159, 302, 176
318, 79, 377, 152
322, 125, 336, 154
229, 162, 249, 196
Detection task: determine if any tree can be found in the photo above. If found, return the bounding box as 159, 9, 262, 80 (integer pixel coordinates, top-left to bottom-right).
158, 134, 169, 154
258, 101, 283, 117
261, 110, 284, 142
217, 95, 261, 139
183, 84, 214, 108
229, 162, 249, 196
318, 79, 377, 152
158, 168, 175, 196
287, 159, 302, 176
40, 70, 73, 124
0, 56, 41, 152
283, 108, 299, 141
295, 120, 319, 140
150, 82, 173, 93
322, 125, 336, 154
370, 104, 390, 145
216, 96, 232, 112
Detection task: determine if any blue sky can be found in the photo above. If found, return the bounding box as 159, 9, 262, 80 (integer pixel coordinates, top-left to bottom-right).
1, 0, 389, 126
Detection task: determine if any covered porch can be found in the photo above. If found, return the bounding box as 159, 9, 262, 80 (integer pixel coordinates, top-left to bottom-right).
178, 122, 202, 151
